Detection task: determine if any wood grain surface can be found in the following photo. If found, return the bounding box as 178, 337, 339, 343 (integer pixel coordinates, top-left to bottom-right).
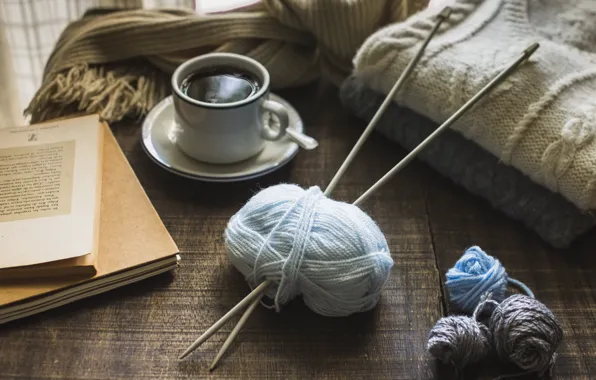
1, 83, 595, 379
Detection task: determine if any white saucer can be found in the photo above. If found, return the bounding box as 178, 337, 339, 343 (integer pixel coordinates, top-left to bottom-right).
141, 94, 303, 182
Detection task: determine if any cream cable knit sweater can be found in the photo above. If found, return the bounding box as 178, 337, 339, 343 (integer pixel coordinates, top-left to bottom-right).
354, 0, 596, 211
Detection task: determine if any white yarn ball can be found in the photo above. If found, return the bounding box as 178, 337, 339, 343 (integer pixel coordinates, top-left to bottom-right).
225, 184, 394, 317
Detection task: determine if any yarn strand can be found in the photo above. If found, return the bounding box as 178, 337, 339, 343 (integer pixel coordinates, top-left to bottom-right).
507, 278, 535, 299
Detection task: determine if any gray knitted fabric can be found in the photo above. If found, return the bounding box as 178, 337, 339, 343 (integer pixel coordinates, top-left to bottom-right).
339, 75, 595, 248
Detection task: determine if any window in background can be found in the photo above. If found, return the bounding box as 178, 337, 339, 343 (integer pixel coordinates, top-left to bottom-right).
0, 0, 260, 124
0, 0, 193, 125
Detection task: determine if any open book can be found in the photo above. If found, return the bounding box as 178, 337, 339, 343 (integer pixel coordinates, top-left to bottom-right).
0, 115, 103, 279
0, 121, 179, 324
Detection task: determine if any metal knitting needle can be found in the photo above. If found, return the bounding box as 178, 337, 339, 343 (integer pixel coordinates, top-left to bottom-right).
353, 42, 539, 206
324, 6, 453, 196
183, 6, 454, 369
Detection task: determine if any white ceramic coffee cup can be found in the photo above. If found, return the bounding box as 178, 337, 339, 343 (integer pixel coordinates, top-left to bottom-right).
171, 53, 289, 164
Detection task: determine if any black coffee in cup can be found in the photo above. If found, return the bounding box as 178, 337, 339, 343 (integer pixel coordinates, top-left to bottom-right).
180, 66, 260, 104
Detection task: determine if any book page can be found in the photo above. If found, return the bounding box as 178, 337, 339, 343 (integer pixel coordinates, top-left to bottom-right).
0, 141, 75, 222
0, 115, 102, 269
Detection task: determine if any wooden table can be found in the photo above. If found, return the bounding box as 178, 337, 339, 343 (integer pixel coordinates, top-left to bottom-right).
1, 83, 595, 379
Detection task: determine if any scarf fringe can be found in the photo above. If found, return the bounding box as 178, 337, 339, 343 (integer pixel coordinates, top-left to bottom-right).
25, 62, 169, 123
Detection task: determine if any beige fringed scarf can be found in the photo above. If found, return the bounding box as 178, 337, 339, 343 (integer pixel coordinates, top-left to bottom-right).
25, 0, 427, 124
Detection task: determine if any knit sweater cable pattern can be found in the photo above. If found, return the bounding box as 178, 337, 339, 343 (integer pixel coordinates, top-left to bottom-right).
354, 0, 596, 211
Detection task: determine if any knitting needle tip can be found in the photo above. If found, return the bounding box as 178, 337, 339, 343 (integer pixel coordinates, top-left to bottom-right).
208, 295, 263, 371
524, 42, 539, 56
438, 6, 452, 19
179, 349, 192, 360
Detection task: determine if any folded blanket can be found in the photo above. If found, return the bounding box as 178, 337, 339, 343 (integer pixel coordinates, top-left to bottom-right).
340, 75, 595, 248
353, 0, 596, 211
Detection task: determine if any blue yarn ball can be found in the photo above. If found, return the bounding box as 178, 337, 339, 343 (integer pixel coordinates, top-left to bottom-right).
445, 246, 508, 314
225, 184, 394, 317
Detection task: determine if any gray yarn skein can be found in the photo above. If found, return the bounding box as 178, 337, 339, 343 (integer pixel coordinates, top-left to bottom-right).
427, 315, 491, 368
490, 294, 563, 376
427, 298, 492, 369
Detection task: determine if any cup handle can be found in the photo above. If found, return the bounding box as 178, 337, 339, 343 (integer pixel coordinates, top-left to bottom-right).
260, 99, 289, 141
